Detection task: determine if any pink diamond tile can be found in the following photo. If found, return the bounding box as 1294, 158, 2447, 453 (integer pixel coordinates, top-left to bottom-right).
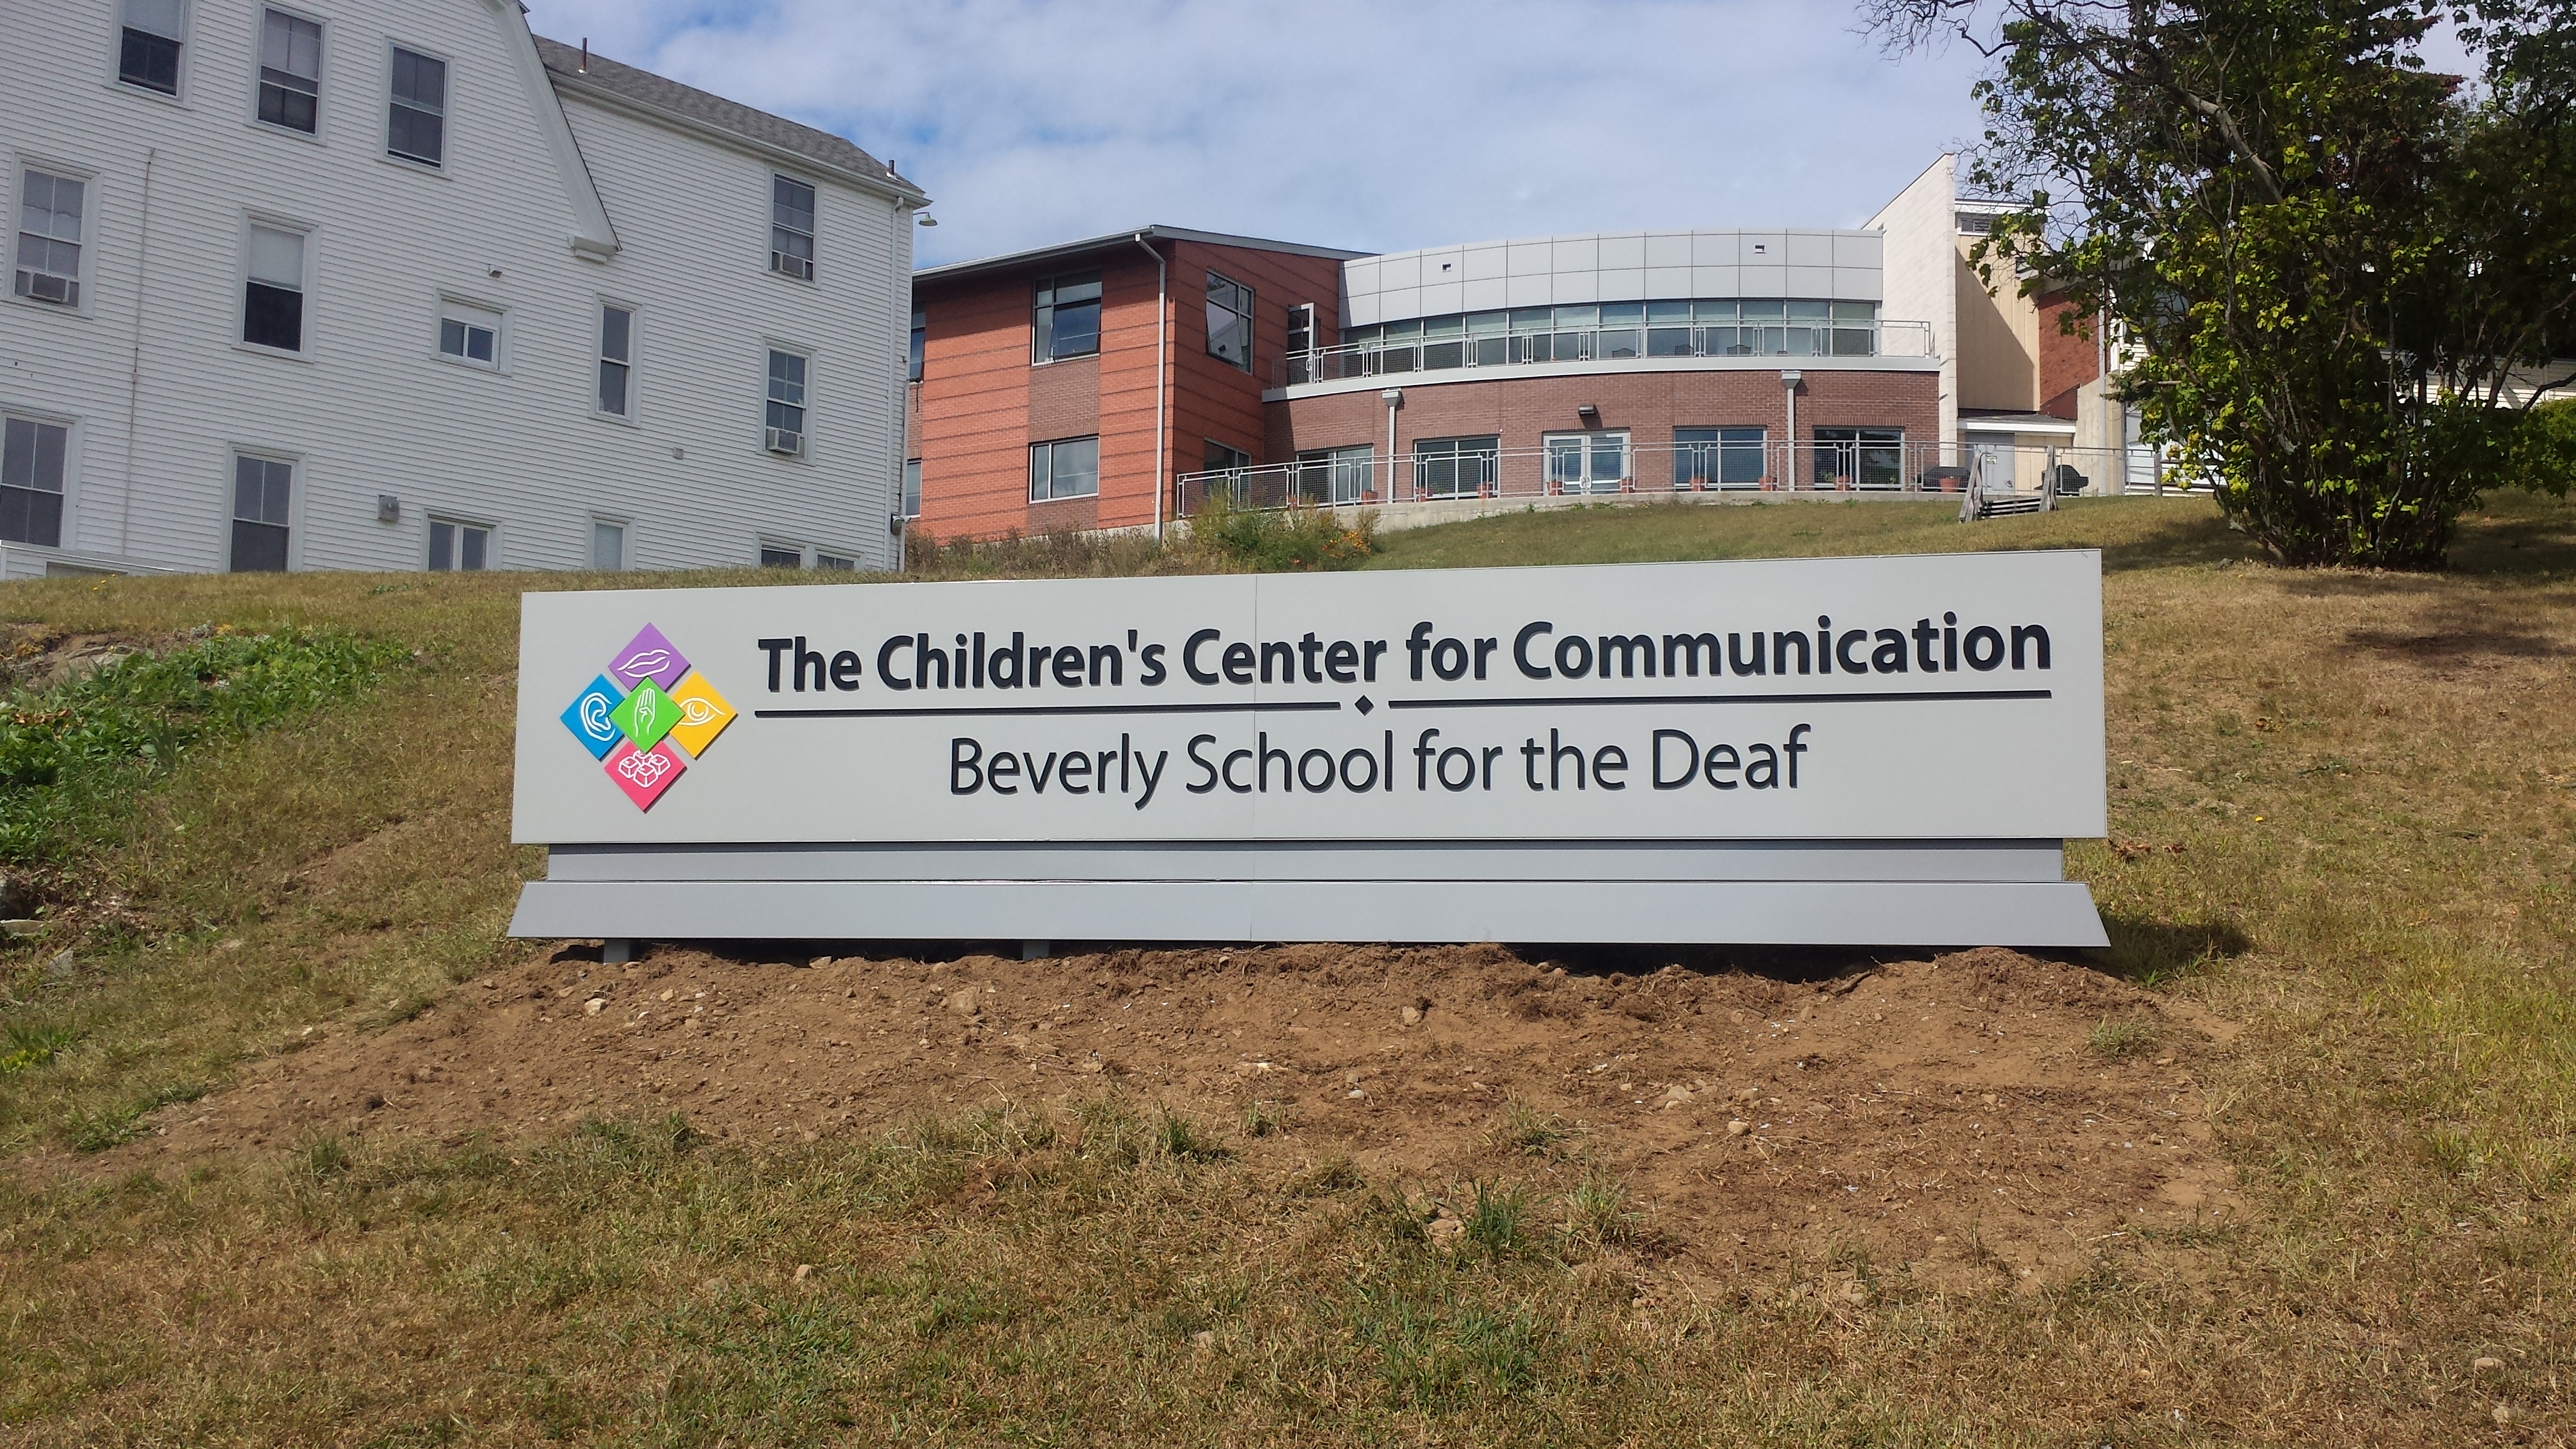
603, 738, 688, 811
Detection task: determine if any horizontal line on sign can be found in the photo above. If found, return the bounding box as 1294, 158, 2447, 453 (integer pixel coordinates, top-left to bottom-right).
1387, 688, 2054, 710
753, 700, 1344, 720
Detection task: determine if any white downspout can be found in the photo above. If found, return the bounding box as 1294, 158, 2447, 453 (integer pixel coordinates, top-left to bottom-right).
1382, 389, 1402, 500
1781, 369, 1801, 489
1133, 233, 1168, 539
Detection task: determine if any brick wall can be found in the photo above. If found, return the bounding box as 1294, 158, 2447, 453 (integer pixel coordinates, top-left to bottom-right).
2034, 293, 2100, 421
1276, 366, 1939, 494
912, 239, 1342, 540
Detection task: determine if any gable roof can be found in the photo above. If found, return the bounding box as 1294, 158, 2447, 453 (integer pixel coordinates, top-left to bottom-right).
917, 225, 1369, 285
533, 36, 925, 203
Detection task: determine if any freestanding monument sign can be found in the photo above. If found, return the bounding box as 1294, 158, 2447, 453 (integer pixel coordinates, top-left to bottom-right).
509, 552, 2109, 949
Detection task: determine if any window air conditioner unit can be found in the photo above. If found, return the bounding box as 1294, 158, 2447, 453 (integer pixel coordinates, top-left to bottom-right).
17, 270, 74, 305
766, 427, 804, 456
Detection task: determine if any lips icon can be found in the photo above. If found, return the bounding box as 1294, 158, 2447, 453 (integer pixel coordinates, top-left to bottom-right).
616, 647, 676, 680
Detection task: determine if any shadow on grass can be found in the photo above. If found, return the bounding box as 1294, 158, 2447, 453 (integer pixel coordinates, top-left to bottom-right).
2095, 914, 2252, 987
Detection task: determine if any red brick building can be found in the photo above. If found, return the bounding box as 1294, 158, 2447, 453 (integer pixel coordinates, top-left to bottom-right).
905, 224, 1947, 540
906, 228, 1356, 540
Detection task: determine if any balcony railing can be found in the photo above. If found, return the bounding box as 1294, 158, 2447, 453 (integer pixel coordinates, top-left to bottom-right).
1174, 439, 2158, 517
1275, 319, 1935, 386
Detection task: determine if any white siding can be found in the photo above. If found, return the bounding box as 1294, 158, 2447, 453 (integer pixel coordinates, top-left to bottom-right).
0, 0, 910, 575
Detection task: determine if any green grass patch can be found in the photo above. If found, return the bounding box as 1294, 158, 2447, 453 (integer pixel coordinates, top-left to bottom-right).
0, 627, 406, 866
3, 492, 2576, 1441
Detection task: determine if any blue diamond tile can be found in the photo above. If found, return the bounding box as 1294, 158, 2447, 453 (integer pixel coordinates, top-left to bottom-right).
560, 674, 627, 760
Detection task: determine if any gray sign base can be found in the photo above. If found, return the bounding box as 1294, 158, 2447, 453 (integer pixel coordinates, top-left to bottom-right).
507, 840, 2110, 949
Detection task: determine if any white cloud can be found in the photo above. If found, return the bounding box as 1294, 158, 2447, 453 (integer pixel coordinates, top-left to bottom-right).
522, 0, 1996, 265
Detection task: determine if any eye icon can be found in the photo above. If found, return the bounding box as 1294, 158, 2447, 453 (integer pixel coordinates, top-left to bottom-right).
580, 694, 614, 739
678, 697, 719, 727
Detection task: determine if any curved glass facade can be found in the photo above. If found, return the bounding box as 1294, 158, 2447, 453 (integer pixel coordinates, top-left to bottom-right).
1312, 300, 1883, 382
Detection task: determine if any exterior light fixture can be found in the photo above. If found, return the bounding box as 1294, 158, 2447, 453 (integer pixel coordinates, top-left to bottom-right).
917, 213, 938, 227
1576, 403, 1601, 424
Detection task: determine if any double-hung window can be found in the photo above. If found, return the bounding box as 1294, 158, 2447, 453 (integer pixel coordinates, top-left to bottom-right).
0, 417, 69, 548
427, 518, 490, 570
242, 223, 305, 352
765, 349, 807, 454
14, 170, 86, 308
257, 10, 321, 133
1032, 272, 1100, 361
597, 303, 634, 416
387, 46, 447, 167
1028, 437, 1099, 501
902, 459, 922, 518
771, 177, 816, 280
1206, 271, 1254, 370
118, 0, 186, 95
907, 306, 924, 382
590, 519, 625, 570
437, 300, 500, 367
230, 454, 291, 571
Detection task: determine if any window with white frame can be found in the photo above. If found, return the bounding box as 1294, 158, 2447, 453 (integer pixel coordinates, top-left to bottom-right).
242, 223, 305, 351
1, 417, 69, 548
230, 454, 291, 571
256, 9, 321, 133
759, 544, 803, 568
1028, 436, 1099, 501
816, 552, 855, 571
1206, 271, 1254, 371
118, 0, 187, 95
1544, 431, 1629, 494
770, 176, 815, 280
902, 458, 922, 517
590, 519, 625, 570
387, 46, 447, 167
907, 306, 924, 382
596, 303, 633, 415
14, 170, 86, 308
765, 349, 807, 453
437, 299, 500, 367
427, 517, 490, 570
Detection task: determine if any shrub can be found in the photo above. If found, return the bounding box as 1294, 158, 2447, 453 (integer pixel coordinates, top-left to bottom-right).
1187, 492, 1376, 571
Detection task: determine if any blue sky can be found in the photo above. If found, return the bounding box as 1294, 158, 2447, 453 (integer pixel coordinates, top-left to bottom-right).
521, 1, 2001, 266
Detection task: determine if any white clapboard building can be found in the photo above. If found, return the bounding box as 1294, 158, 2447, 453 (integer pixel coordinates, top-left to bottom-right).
1, 1, 923, 578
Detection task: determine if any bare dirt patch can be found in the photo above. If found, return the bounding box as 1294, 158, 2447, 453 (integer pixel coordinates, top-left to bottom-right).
72, 942, 2237, 1286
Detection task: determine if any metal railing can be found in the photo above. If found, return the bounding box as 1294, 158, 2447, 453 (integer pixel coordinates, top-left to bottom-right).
1276, 319, 1935, 386
1174, 440, 2185, 517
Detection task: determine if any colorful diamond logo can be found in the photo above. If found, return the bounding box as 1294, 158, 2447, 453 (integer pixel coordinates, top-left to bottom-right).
664, 670, 738, 758
559, 674, 627, 760
607, 623, 690, 690
603, 738, 686, 809
611, 676, 680, 753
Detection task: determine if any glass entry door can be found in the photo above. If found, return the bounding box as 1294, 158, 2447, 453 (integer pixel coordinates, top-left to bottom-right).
1545, 431, 1629, 494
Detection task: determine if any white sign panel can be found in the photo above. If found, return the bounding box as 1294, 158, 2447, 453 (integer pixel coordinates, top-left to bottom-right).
512, 552, 2104, 846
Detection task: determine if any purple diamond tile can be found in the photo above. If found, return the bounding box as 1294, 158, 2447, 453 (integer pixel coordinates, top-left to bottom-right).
607, 623, 690, 690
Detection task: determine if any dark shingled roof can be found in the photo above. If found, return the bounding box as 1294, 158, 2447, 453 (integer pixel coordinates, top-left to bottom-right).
533, 36, 919, 196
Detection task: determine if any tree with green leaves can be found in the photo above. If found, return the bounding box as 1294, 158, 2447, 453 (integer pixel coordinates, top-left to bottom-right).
1864, 0, 2576, 566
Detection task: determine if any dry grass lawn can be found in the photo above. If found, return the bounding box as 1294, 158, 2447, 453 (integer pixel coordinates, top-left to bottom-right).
0, 494, 2570, 1445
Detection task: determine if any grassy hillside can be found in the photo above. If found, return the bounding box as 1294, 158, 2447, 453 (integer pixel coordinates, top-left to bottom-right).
1, 492, 2572, 1444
